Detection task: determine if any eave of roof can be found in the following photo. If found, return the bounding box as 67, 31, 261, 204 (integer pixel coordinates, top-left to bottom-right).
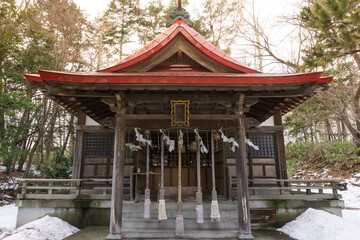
25, 70, 331, 86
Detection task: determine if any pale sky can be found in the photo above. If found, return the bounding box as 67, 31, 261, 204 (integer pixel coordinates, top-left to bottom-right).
73, 0, 301, 72
73, 0, 297, 21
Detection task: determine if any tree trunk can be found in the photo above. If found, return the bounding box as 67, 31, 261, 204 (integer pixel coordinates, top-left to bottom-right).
45, 104, 59, 163
316, 94, 360, 148
24, 135, 42, 177
325, 119, 333, 141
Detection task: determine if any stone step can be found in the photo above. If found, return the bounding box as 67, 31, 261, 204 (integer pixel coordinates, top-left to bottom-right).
123, 202, 238, 211
122, 218, 238, 229
122, 228, 239, 239
123, 209, 238, 219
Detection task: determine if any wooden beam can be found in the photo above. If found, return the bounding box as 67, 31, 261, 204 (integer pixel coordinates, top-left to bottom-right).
120, 114, 242, 120
51, 81, 312, 93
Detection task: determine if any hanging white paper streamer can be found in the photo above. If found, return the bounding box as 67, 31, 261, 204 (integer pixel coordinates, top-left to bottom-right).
134, 128, 152, 146
219, 127, 239, 152
245, 138, 259, 150
125, 143, 141, 152
194, 129, 208, 154
178, 129, 183, 145
160, 129, 175, 152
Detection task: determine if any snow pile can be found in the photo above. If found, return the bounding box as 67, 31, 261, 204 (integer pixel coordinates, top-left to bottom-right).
0, 204, 18, 239
3, 215, 79, 240
342, 209, 360, 225
342, 178, 360, 208
278, 208, 360, 240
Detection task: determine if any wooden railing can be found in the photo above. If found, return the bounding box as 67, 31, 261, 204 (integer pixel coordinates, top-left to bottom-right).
17, 177, 345, 201
226, 167, 345, 201
248, 178, 344, 200
16, 178, 113, 200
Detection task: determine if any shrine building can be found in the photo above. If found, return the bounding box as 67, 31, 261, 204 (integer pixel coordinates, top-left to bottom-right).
19, 3, 344, 240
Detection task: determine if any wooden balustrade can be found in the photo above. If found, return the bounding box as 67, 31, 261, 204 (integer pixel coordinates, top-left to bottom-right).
16, 176, 345, 201
227, 166, 345, 201
247, 178, 344, 200
16, 178, 113, 200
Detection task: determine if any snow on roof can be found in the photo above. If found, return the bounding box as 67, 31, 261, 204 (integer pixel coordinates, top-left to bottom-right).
278, 208, 360, 240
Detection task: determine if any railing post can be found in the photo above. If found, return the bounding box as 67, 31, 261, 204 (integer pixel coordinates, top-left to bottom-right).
21, 181, 27, 196
319, 182, 323, 194
48, 182, 53, 195
76, 180, 81, 196
306, 182, 311, 195
130, 167, 134, 201
332, 181, 338, 199
280, 181, 284, 195
226, 166, 231, 200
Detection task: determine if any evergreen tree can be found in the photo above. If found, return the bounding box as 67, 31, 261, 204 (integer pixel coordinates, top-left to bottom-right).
300, 0, 360, 147
137, 0, 165, 46
198, 0, 244, 54
104, 0, 140, 60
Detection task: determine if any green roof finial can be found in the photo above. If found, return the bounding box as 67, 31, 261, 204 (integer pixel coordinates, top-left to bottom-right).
166, 0, 193, 27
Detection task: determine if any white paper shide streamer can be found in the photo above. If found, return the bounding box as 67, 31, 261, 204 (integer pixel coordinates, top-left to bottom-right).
219, 128, 239, 152
160, 129, 175, 152
125, 143, 141, 152
134, 128, 152, 146
219, 128, 259, 151
245, 138, 259, 150
194, 129, 208, 154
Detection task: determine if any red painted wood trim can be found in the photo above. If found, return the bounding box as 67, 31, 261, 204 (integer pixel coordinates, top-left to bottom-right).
38, 70, 324, 85
149, 64, 210, 72
24, 74, 43, 84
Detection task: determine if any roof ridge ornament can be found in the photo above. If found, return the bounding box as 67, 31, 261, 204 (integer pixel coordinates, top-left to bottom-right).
166, 1, 193, 27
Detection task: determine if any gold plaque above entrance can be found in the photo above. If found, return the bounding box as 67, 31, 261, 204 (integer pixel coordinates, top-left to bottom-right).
171, 100, 190, 126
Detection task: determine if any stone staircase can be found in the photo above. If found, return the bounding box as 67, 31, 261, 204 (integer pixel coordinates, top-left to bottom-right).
120, 201, 267, 239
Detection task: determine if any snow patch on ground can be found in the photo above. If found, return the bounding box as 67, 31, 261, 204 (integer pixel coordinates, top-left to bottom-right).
0, 204, 18, 239
3, 215, 79, 240
0, 178, 17, 191
342, 178, 360, 208
278, 208, 360, 240
342, 209, 360, 225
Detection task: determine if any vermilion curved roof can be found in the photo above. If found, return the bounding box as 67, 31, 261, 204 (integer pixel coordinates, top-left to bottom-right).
99, 20, 259, 74
23, 19, 333, 123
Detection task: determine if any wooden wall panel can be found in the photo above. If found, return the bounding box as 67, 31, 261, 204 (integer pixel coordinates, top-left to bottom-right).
83, 165, 95, 177
182, 167, 189, 187
164, 168, 172, 186
171, 168, 178, 188
189, 167, 197, 187
97, 166, 107, 176
215, 151, 225, 195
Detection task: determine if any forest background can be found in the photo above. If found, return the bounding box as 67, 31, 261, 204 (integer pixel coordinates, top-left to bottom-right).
1, 0, 360, 178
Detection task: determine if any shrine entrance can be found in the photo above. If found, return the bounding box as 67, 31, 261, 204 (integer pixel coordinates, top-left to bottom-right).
135, 130, 226, 202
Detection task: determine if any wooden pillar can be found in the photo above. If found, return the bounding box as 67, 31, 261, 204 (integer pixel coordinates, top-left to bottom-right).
72, 111, 86, 180
274, 111, 288, 180
106, 115, 126, 240
235, 116, 254, 240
